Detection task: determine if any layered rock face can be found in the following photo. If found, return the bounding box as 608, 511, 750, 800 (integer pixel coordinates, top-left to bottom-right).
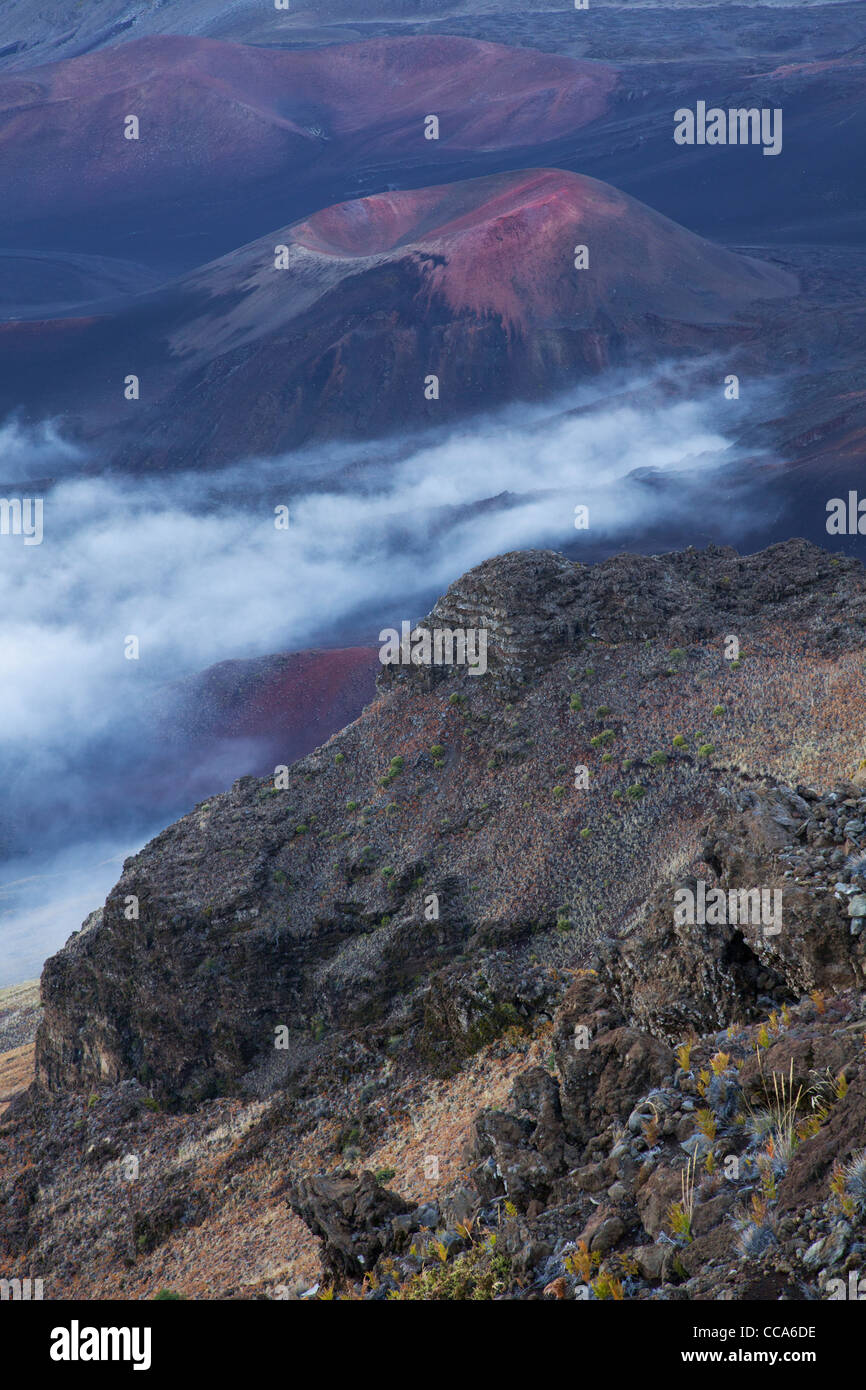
35, 539, 866, 1105
595, 779, 866, 1046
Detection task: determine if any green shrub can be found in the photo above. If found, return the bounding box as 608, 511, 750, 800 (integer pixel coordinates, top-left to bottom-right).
712, 705, 725, 718
379, 755, 406, 788
346, 800, 359, 811
596, 704, 611, 718
340, 1126, 361, 1152
672, 735, 687, 749
627, 783, 645, 800
390, 1241, 511, 1300
570, 693, 583, 712
697, 744, 715, 759
334, 752, 345, 765
649, 751, 667, 767
430, 744, 444, 757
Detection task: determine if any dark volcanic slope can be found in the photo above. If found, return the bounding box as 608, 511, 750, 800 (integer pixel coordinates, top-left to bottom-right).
35, 539, 866, 1104
0, 35, 616, 262
0, 168, 796, 465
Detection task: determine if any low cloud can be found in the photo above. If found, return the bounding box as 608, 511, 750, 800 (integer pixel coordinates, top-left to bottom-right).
0, 368, 773, 979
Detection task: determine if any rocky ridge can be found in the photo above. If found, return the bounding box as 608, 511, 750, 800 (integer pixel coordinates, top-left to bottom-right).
4, 538, 866, 1299
34, 539, 866, 1102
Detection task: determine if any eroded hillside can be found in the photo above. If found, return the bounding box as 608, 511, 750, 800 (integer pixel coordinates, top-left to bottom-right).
35, 539, 866, 1103
4, 537, 866, 1301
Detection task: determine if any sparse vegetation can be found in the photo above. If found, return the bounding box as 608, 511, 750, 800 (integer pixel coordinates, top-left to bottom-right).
743, 1055, 805, 1167
696, 1108, 717, 1140
667, 1152, 698, 1243
830, 1149, 866, 1215
591, 1272, 624, 1301
565, 1240, 598, 1283
379, 756, 405, 787
389, 1240, 511, 1300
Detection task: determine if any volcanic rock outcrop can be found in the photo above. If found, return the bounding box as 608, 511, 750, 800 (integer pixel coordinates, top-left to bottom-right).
7, 539, 866, 1303
34, 539, 866, 1105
